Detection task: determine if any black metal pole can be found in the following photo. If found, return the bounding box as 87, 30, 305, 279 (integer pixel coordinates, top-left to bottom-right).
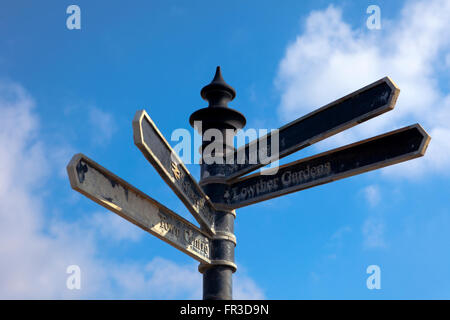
190, 67, 246, 300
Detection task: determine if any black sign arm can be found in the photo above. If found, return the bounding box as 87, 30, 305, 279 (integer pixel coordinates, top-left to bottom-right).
133, 110, 216, 235
220, 77, 400, 182
208, 124, 430, 209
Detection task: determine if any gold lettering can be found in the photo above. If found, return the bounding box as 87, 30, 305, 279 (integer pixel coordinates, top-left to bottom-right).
158, 214, 180, 238
171, 162, 181, 180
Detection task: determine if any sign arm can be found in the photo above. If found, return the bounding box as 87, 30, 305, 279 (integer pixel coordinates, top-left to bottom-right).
221, 77, 400, 182
212, 124, 430, 209
133, 110, 216, 235
67, 153, 212, 264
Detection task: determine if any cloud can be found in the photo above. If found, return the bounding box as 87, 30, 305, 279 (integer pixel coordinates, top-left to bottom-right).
87, 211, 144, 242
104, 258, 202, 299
446, 53, 450, 68
360, 185, 384, 248
0, 80, 85, 298
275, 0, 450, 178
234, 268, 266, 299
363, 185, 381, 207
0, 79, 109, 298
324, 226, 351, 259
105, 258, 266, 299
328, 226, 351, 250
0, 80, 264, 299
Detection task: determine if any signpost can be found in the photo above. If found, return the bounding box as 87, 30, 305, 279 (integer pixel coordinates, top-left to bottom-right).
67, 154, 211, 264
133, 110, 216, 235
67, 66, 430, 300
206, 77, 400, 182
206, 124, 430, 209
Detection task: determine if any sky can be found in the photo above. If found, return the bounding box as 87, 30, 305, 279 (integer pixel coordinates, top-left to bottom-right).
0, 0, 449, 299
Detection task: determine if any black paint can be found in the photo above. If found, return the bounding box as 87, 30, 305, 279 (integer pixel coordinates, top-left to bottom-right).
202, 266, 233, 300
76, 160, 88, 183
209, 125, 427, 209
190, 67, 242, 300
216, 79, 396, 181
140, 115, 215, 228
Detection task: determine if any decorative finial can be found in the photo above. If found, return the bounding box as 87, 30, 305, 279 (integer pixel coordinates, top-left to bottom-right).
212, 66, 224, 82
200, 66, 236, 107
190, 67, 246, 131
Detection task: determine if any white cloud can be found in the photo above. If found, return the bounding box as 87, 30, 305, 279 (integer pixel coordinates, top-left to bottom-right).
233, 264, 266, 299
324, 226, 351, 259
0, 80, 89, 298
88, 211, 144, 242
361, 185, 385, 248
363, 185, 381, 207
328, 226, 351, 249
0, 80, 264, 299
234, 275, 265, 300
275, 0, 450, 178
104, 258, 202, 299
105, 259, 266, 299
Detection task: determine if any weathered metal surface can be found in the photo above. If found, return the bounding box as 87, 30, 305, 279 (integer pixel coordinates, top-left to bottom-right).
191, 67, 239, 300
67, 153, 212, 264
209, 124, 430, 209
65, 65, 432, 301
211, 77, 400, 182
133, 110, 216, 235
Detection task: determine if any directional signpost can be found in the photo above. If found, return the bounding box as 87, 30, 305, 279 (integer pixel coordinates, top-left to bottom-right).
133, 110, 216, 235
67, 154, 211, 264
206, 124, 430, 209
67, 66, 430, 300
203, 77, 400, 182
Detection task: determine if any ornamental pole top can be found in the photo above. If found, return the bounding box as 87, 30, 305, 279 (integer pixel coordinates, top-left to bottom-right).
200, 66, 236, 107
190, 66, 246, 132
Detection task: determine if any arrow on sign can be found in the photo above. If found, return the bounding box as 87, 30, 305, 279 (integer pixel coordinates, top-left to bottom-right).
133, 110, 216, 235
215, 77, 399, 182
208, 124, 430, 209
67, 153, 212, 264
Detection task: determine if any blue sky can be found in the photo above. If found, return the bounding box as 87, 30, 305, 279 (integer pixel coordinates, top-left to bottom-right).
0, 0, 449, 299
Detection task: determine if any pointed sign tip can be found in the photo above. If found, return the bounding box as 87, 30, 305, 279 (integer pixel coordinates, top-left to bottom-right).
412, 123, 431, 156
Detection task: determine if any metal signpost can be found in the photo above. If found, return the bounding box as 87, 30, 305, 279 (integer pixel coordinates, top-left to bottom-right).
214, 76, 400, 182
207, 124, 430, 209
67, 67, 430, 300
133, 110, 216, 235
67, 154, 211, 263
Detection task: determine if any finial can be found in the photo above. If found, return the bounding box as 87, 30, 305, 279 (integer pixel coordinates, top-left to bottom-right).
190, 67, 246, 131
212, 66, 224, 82
200, 66, 236, 107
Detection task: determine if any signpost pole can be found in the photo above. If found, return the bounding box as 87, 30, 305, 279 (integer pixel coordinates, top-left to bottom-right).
67, 64, 430, 300
190, 67, 246, 300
